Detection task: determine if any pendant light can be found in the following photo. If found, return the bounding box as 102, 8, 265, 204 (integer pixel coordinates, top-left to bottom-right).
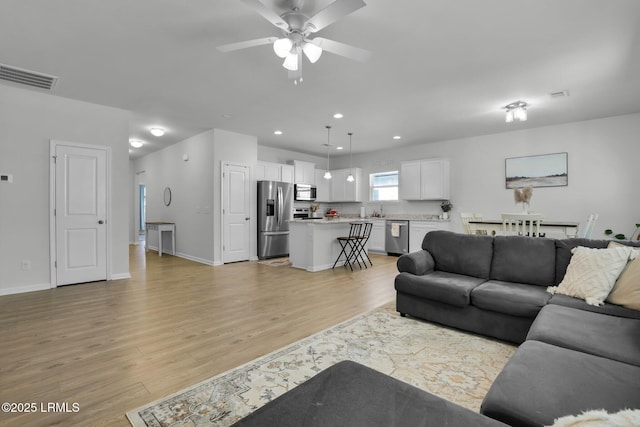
323, 125, 332, 180
346, 132, 355, 182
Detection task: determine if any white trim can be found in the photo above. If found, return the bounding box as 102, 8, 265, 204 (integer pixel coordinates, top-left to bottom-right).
49, 140, 112, 287
110, 273, 132, 280
0, 283, 52, 296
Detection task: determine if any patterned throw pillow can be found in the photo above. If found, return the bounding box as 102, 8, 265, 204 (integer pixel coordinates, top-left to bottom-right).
547, 245, 632, 306
606, 242, 640, 310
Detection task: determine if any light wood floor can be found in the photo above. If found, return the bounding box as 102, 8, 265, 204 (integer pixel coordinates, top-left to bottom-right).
0, 244, 398, 426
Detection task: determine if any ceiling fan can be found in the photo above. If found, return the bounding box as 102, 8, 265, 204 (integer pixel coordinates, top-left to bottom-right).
217, 0, 371, 84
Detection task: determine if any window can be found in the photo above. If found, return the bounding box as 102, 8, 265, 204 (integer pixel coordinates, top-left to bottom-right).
370, 171, 398, 201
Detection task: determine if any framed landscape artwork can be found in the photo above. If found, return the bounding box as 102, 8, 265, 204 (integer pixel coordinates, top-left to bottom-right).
505, 152, 568, 189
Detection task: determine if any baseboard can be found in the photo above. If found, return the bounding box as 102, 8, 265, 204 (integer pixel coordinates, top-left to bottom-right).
110, 273, 132, 280
0, 282, 51, 296
175, 252, 216, 266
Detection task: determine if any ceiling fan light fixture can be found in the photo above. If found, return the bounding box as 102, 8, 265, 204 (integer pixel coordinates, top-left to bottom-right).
302, 42, 322, 63
273, 38, 293, 58
283, 52, 299, 71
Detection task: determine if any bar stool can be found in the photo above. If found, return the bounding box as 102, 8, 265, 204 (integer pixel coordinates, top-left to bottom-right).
332, 223, 363, 271
351, 222, 373, 268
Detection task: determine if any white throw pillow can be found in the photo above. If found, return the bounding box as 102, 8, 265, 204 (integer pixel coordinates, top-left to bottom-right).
606, 242, 640, 310
548, 409, 640, 427
547, 245, 632, 306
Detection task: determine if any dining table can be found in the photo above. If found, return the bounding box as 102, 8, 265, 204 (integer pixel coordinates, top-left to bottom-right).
468, 219, 580, 238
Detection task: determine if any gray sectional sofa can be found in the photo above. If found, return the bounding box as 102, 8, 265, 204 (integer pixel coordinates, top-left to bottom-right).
395, 230, 640, 426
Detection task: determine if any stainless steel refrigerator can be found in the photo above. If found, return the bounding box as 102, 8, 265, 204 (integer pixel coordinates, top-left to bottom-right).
258, 180, 293, 259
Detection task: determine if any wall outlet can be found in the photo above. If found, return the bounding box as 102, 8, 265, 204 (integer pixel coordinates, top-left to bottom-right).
0, 173, 13, 183
21, 259, 31, 270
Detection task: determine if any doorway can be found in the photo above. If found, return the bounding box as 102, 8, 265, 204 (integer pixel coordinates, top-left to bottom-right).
222, 162, 251, 263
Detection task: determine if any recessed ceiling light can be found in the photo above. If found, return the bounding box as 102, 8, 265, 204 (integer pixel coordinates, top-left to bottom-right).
336, 146, 343, 150
274, 130, 283, 135
333, 113, 344, 119
129, 139, 144, 148
393, 135, 401, 140
150, 127, 165, 137
222, 114, 232, 119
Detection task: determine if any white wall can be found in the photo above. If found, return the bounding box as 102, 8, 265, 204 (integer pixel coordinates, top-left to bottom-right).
330, 113, 640, 237
0, 84, 130, 295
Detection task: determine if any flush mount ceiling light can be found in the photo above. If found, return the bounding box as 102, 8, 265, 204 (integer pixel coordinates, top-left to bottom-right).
150, 127, 165, 137
274, 130, 283, 135
129, 139, 144, 148
324, 125, 332, 180
504, 101, 528, 123
217, 0, 371, 85
346, 132, 355, 182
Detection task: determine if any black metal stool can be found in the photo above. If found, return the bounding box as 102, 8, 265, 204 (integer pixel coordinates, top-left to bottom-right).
351, 222, 373, 268
332, 223, 363, 271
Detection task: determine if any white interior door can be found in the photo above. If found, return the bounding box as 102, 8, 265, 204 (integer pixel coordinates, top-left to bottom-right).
223, 163, 250, 263
53, 143, 108, 286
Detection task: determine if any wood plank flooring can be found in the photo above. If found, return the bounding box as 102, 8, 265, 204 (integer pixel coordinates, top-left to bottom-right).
0, 244, 398, 426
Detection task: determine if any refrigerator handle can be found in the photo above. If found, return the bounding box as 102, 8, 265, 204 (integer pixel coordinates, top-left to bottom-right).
277, 186, 283, 226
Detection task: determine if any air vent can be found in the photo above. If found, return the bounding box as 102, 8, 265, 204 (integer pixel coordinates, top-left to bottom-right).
0, 64, 58, 90
549, 89, 569, 98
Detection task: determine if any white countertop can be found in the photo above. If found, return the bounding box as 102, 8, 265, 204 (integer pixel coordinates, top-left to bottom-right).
289, 215, 450, 224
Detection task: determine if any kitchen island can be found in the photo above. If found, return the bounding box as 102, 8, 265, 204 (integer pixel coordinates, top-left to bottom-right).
289, 218, 370, 272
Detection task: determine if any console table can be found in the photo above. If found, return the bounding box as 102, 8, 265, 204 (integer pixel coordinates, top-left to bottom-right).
145, 222, 175, 256
469, 219, 579, 238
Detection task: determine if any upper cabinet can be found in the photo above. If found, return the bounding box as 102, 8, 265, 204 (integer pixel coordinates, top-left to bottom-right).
315, 168, 363, 202
256, 161, 294, 183
399, 158, 450, 200
292, 160, 315, 185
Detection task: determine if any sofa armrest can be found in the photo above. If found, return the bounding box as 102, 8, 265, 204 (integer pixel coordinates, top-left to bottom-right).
397, 250, 435, 276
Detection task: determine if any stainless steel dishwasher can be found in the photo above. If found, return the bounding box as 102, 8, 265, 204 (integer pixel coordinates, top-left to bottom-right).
385, 220, 409, 255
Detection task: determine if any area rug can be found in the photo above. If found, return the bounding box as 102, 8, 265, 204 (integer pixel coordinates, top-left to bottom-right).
126, 304, 516, 427
256, 257, 290, 267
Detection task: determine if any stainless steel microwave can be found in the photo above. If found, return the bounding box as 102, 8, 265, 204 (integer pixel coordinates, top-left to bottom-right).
294, 184, 316, 201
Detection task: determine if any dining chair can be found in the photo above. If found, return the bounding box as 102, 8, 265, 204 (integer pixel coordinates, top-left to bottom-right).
578, 213, 599, 238
501, 213, 544, 237
460, 212, 486, 235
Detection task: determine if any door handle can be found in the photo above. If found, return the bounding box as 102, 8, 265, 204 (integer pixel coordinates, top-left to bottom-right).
98, 220, 104, 224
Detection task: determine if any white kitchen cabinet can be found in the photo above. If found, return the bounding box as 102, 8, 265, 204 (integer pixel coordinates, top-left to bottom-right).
256, 161, 294, 183
293, 160, 315, 185
368, 219, 386, 253
399, 158, 450, 200
409, 220, 451, 253
280, 164, 294, 183
331, 168, 362, 202
315, 169, 331, 202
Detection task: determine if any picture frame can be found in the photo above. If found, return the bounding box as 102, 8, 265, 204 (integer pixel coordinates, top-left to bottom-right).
505, 152, 568, 189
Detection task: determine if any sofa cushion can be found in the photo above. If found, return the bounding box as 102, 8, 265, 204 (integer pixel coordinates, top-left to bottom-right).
527, 304, 640, 367
549, 294, 640, 319
422, 231, 494, 279
394, 271, 486, 308
471, 280, 551, 318
490, 236, 556, 286
481, 341, 640, 427
547, 245, 633, 306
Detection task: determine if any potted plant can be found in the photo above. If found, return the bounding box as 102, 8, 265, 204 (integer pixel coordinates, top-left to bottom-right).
604, 224, 640, 240
441, 200, 453, 219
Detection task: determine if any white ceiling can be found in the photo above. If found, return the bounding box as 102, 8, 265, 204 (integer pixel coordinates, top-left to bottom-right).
1, 0, 639, 159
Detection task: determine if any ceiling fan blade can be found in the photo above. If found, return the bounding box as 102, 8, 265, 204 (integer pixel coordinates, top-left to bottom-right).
304, 0, 366, 33
217, 37, 278, 53
311, 37, 371, 62
239, 0, 289, 29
